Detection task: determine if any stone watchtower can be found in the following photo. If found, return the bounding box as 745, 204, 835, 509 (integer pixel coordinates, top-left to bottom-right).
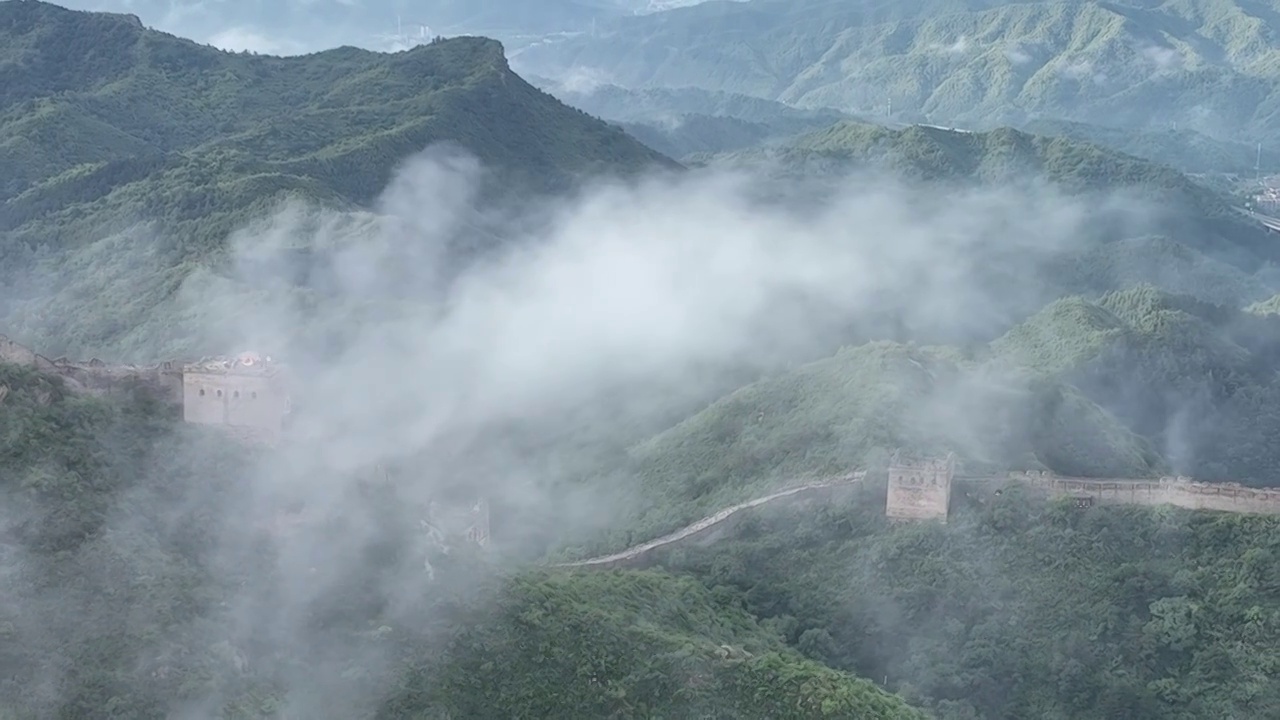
885, 450, 956, 523
181, 352, 290, 443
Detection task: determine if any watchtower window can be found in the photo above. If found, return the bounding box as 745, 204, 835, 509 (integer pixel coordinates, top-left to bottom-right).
199, 388, 205, 396
251, 391, 258, 399
216, 390, 223, 397
233, 391, 240, 398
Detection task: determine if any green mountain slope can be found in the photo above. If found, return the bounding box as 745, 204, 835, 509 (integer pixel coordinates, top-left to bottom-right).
511, 0, 1280, 144
0, 1, 674, 359
993, 285, 1280, 482
1044, 235, 1274, 308
413, 570, 926, 719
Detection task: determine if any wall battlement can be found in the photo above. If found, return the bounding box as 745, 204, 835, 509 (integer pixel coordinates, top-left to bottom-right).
881, 454, 1280, 521
982, 470, 1280, 515
2, 333, 184, 402
1, 335, 288, 443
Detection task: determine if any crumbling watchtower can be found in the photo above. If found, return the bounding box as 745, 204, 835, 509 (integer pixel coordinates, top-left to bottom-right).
181, 352, 290, 443
885, 450, 955, 522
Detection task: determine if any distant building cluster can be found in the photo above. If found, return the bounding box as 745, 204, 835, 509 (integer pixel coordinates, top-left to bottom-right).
1255, 185, 1280, 213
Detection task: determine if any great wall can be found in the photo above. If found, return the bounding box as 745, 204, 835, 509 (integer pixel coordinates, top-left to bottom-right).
556, 452, 1280, 570
556, 472, 868, 570
5, 334, 1280, 566
0, 334, 290, 443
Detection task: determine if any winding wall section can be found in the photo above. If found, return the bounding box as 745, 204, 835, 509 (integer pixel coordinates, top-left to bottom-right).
558, 469, 1280, 570
556, 472, 867, 569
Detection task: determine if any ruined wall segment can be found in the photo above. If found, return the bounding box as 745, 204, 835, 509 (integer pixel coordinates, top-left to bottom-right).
2, 334, 183, 402
0, 335, 39, 366
886, 451, 955, 522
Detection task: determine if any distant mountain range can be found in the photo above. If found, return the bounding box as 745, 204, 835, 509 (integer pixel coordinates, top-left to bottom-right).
512, 0, 1280, 147
526, 77, 859, 157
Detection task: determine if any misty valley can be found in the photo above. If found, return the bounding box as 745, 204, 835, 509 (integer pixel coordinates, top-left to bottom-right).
4, 1, 1280, 719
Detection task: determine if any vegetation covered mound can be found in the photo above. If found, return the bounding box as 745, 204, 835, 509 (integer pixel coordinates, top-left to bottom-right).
993, 285, 1280, 483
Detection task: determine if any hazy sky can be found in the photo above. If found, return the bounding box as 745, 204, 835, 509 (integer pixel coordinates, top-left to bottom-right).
53, 0, 727, 55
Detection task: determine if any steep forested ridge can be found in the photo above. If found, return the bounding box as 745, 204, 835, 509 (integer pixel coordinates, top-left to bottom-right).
0, 0, 674, 359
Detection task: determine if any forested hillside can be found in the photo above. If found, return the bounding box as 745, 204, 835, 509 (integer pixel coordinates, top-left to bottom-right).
0, 0, 673, 359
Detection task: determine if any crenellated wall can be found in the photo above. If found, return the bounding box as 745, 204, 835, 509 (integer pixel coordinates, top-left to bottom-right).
2, 334, 184, 403
986, 470, 1280, 515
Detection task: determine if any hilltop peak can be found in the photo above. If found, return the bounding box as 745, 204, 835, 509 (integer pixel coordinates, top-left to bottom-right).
0, 0, 141, 27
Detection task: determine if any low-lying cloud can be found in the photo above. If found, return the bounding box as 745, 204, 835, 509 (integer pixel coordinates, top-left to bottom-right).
219, 148, 1151, 474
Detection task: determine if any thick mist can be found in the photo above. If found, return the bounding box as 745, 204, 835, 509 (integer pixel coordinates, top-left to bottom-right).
211, 146, 1156, 521
1, 146, 1175, 717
